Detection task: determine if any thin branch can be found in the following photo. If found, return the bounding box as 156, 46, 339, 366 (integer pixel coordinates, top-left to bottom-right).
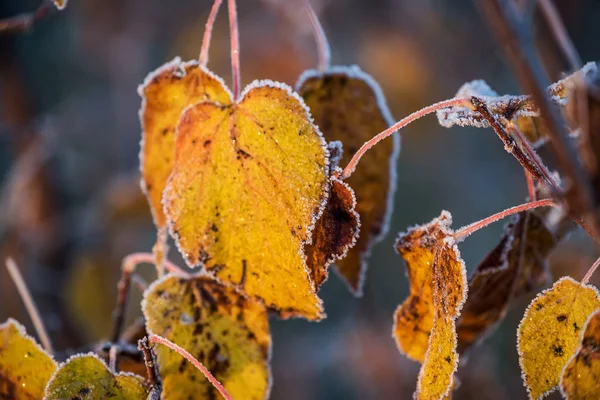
199, 0, 224, 66
538, 0, 581, 70
302, 0, 330, 71
477, 0, 597, 233
0, 1, 51, 34
5, 258, 54, 354
227, 0, 241, 100
138, 337, 162, 400
341, 97, 471, 179
148, 334, 233, 400
582, 255, 600, 284
453, 198, 557, 240
526, 170, 536, 200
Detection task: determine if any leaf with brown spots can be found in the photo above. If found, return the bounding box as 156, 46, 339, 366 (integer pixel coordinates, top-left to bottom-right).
142, 273, 271, 400
518, 277, 600, 399
297, 66, 400, 295
304, 167, 360, 288
392, 211, 467, 399
44, 353, 146, 399
0, 318, 57, 399
560, 309, 600, 399
163, 77, 330, 320
457, 211, 557, 355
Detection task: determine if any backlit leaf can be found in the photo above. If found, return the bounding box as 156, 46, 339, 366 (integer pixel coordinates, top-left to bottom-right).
139, 57, 231, 229
164, 79, 329, 320
457, 211, 557, 355
297, 66, 399, 295
45, 353, 146, 399
560, 309, 600, 399
142, 274, 271, 400
393, 211, 467, 399
517, 277, 600, 399
0, 318, 57, 399
304, 168, 360, 288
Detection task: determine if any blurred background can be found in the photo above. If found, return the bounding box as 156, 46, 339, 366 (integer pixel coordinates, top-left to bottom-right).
1, 0, 599, 398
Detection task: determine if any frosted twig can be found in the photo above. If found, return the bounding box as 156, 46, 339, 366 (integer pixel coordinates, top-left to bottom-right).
0, 1, 51, 34
227, 0, 241, 100
525, 170, 536, 201
5, 258, 54, 354
138, 337, 162, 400
302, 0, 330, 71
341, 97, 471, 179
148, 334, 233, 400
582, 255, 600, 284
199, 0, 223, 66
453, 199, 557, 241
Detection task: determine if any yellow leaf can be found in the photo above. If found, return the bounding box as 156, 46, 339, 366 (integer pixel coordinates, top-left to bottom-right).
142, 274, 271, 400
44, 353, 146, 399
392, 211, 467, 399
297, 67, 399, 295
0, 318, 57, 399
139, 58, 231, 229
518, 277, 600, 399
560, 309, 600, 399
164, 79, 329, 319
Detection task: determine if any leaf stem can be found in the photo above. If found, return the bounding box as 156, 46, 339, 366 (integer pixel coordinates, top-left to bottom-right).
148, 334, 233, 400
302, 0, 330, 71
341, 97, 470, 179
453, 199, 557, 241
526, 170, 536, 201
199, 0, 223, 66
227, 0, 241, 100
582, 255, 600, 284
5, 258, 54, 354
138, 337, 162, 400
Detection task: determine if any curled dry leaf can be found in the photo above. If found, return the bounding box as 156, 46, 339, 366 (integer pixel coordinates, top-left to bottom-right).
393, 211, 467, 400
142, 274, 271, 400
457, 211, 557, 355
560, 309, 600, 399
163, 76, 330, 320
0, 318, 57, 399
304, 168, 360, 288
297, 66, 399, 295
44, 353, 146, 399
517, 277, 600, 399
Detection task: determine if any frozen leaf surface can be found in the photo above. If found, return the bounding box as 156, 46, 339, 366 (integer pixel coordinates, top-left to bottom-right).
142, 274, 271, 400
297, 66, 399, 295
0, 318, 56, 399
518, 277, 600, 399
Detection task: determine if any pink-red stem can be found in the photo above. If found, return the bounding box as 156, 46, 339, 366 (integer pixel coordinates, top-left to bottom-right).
582, 255, 600, 284
453, 198, 557, 240
341, 97, 470, 179
199, 0, 223, 66
227, 0, 241, 100
149, 334, 233, 400
525, 170, 536, 201
302, 0, 330, 71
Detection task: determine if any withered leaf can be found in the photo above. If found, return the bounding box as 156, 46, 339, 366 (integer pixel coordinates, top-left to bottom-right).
297, 66, 400, 295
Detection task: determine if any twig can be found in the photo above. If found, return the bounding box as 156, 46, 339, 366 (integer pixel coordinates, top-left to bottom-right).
538, 0, 581, 70
302, 0, 330, 71
477, 0, 597, 233
526, 170, 536, 200
5, 258, 54, 354
341, 97, 471, 179
138, 337, 162, 400
199, 0, 224, 66
0, 1, 52, 34
582, 255, 600, 284
453, 198, 557, 240
227, 0, 241, 100
148, 334, 233, 400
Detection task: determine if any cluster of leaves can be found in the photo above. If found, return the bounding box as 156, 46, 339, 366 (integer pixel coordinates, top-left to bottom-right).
2, 0, 600, 399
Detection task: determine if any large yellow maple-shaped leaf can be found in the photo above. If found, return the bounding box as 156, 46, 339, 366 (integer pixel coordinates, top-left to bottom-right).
164, 79, 329, 319
142, 274, 271, 400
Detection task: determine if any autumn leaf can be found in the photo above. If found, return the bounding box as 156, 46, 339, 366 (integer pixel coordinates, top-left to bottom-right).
164, 78, 329, 320
297, 66, 399, 295
142, 273, 271, 400
457, 211, 557, 355
518, 277, 600, 399
139, 57, 231, 230
44, 353, 146, 399
304, 168, 360, 288
0, 318, 57, 399
393, 211, 467, 399
560, 309, 600, 399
